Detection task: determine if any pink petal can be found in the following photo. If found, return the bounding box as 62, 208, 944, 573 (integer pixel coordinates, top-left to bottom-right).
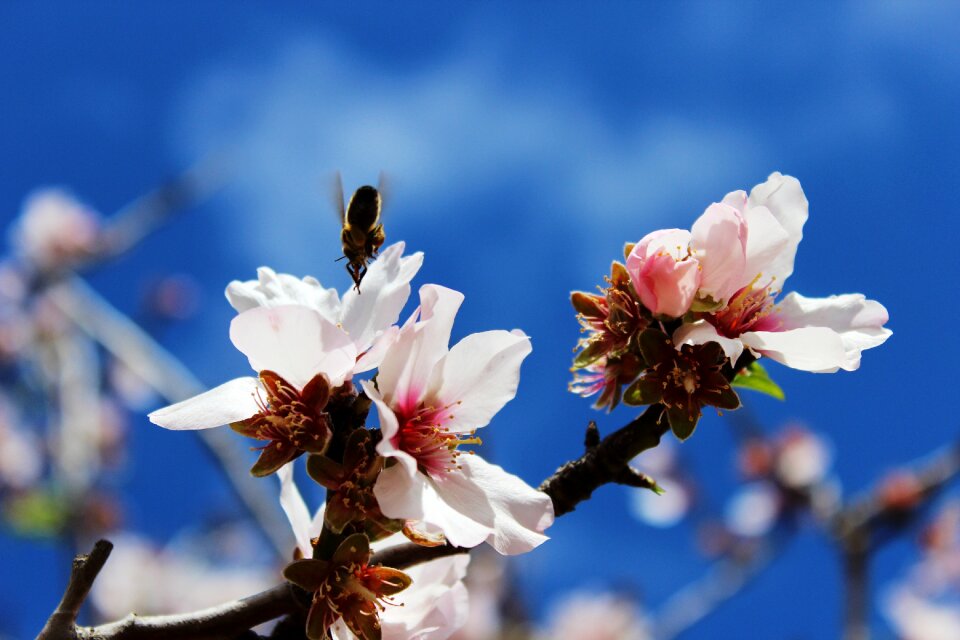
774, 292, 891, 371
425, 330, 532, 434
626, 229, 700, 318
229, 305, 357, 389
376, 285, 463, 414
363, 380, 420, 477
148, 377, 260, 430
690, 202, 748, 304
340, 242, 424, 352
740, 327, 848, 373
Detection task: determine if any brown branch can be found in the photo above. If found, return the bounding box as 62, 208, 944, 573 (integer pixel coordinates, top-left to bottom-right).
50, 357, 753, 638
826, 440, 960, 640
77, 584, 298, 640
38, 540, 114, 640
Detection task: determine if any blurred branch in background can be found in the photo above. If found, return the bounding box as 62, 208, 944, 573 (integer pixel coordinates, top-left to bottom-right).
1, 159, 291, 560
48, 277, 290, 556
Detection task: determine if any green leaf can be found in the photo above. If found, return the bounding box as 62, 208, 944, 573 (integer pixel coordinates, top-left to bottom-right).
731, 361, 785, 401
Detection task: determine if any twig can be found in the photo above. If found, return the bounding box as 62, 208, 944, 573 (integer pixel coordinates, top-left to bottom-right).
77, 584, 298, 640
830, 441, 960, 640
38, 540, 114, 640
652, 533, 793, 640
48, 277, 292, 558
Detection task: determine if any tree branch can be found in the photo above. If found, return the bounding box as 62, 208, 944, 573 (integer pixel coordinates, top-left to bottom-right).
77, 584, 299, 640
38, 540, 114, 640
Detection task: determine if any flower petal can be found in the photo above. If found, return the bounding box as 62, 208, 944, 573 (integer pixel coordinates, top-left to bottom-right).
383, 553, 470, 640
340, 242, 424, 351
364, 380, 419, 477
774, 292, 891, 371
376, 285, 463, 414
225, 267, 341, 325
229, 305, 357, 389
740, 327, 848, 373
277, 462, 314, 558
626, 229, 700, 318
354, 325, 400, 374
428, 456, 554, 555
745, 172, 808, 288
148, 377, 260, 430
425, 330, 532, 434
690, 202, 747, 304
672, 321, 744, 364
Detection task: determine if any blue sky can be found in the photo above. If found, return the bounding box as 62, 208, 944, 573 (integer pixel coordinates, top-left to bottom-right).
1, 3, 959, 638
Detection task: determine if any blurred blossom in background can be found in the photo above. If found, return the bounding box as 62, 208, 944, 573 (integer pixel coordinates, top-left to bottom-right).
1, 3, 959, 639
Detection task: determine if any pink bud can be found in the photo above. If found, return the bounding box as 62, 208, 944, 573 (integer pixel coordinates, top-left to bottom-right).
625, 229, 701, 318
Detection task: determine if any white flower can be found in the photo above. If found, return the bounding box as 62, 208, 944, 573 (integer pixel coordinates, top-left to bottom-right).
11, 188, 101, 270
149, 305, 356, 475
225, 242, 423, 373
277, 464, 470, 640
150, 304, 356, 430
362, 284, 554, 555
539, 591, 650, 640
674, 172, 891, 373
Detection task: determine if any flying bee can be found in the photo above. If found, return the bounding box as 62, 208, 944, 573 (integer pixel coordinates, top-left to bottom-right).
333, 172, 386, 292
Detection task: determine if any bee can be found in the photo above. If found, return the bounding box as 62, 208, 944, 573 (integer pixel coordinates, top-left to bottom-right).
333, 172, 386, 292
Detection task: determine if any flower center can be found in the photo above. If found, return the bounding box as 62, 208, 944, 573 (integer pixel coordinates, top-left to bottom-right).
397, 402, 481, 477
710, 275, 779, 338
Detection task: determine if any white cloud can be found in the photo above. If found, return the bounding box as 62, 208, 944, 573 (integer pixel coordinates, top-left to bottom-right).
170, 35, 767, 270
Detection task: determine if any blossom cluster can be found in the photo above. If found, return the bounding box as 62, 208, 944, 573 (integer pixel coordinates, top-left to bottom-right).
150, 243, 554, 639
571, 173, 891, 439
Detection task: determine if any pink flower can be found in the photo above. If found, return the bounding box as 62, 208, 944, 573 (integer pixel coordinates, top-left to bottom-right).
363, 284, 554, 555
675, 172, 891, 373
625, 229, 701, 318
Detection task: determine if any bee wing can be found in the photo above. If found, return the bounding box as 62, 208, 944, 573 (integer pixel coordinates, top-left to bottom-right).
376, 170, 390, 217
331, 170, 346, 222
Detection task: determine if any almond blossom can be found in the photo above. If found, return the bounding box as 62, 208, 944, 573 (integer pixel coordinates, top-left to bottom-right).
225, 242, 423, 373
362, 284, 554, 555
667, 172, 890, 373
149, 304, 357, 475
277, 464, 470, 640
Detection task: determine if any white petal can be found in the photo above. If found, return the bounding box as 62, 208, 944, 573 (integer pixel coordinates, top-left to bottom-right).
277, 463, 314, 558
425, 330, 532, 434
225, 267, 341, 325
376, 286, 463, 412
430, 456, 554, 555
148, 377, 260, 430
353, 325, 400, 374
740, 327, 848, 373
672, 320, 744, 364
339, 242, 424, 351
384, 561, 470, 640
229, 305, 357, 389
740, 204, 789, 289
746, 172, 809, 288
374, 462, 429, 522
775, 292, 891, 371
